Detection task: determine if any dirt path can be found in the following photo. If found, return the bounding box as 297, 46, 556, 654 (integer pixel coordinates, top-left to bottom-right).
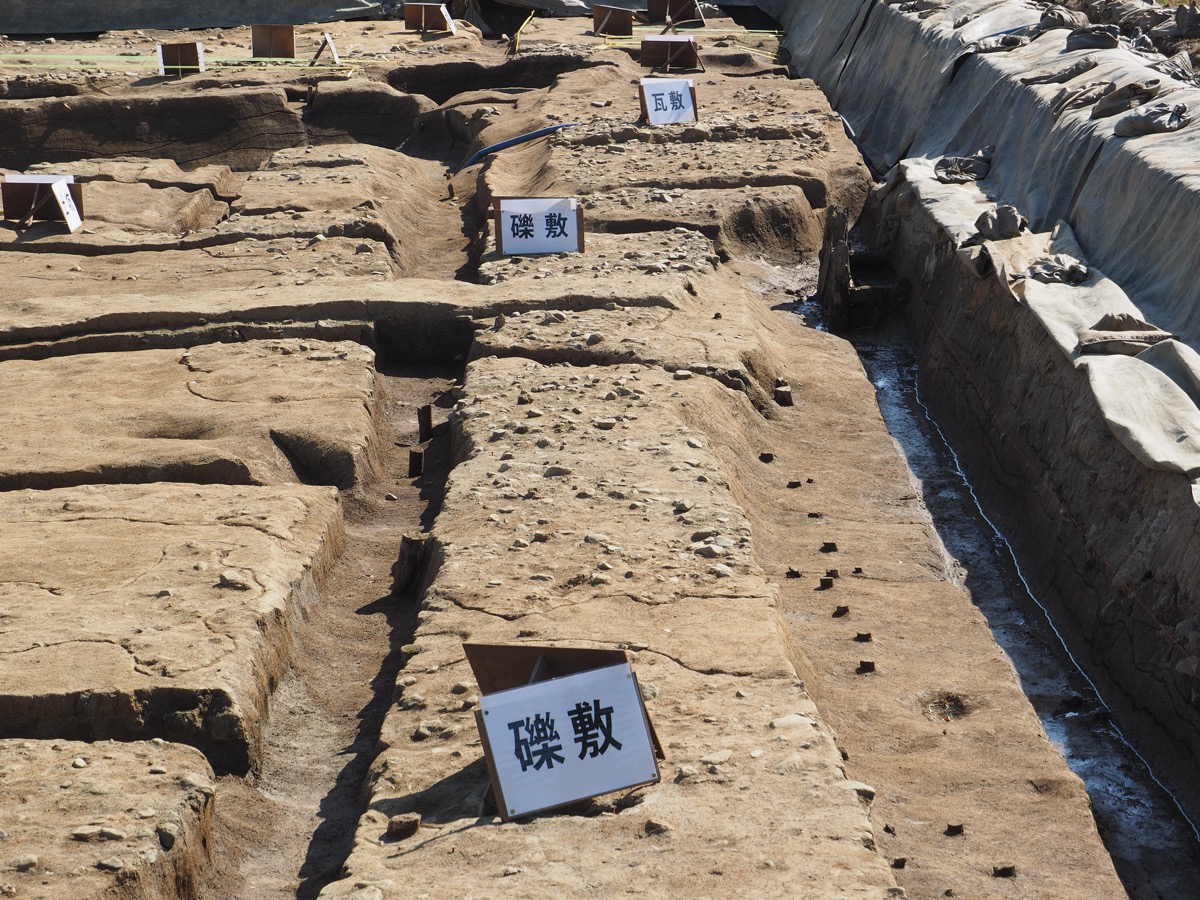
206, 368, 458, 899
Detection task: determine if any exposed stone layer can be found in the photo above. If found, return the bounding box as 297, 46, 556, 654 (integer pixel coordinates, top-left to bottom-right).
0, 739, 215, 900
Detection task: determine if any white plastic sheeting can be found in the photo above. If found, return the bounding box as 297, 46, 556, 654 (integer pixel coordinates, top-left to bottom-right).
760, 0, 1200, 349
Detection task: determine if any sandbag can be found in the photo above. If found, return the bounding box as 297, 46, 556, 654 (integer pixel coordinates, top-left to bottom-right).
1078, 312, 1174, 355
1066, 24, 1121, 50
1179, 1, 1200, 39
1114, 102, 1191, 137
1053, 81, 1117, 117
1021, 54, 1098, 85
1090, 78, 1161, 118
1024, 253, 1089, 285
975, 205, 1028, 241
972, 34, 1031, 54
934, 146, 994, 184
1152, 52, 1200, 88
1040, 5, 1090, 30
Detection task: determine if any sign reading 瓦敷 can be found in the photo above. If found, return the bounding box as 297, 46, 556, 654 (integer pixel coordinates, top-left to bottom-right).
477, 661, 659, 819
640, 77, 698, 125
494, 197, 584, 255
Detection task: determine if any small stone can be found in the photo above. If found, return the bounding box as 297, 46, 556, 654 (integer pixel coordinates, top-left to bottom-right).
156, 823, 179, 850
384, 493, 398, 501
709, 564, 733, 578
543, 465, 573, 478
672, 369, 693, 380
769, 714, 811, 730
386, 813, 421, 840
98, 828, 127, 841
585, 332, 603, 345
217, 569, 252, 591
643, 819, 672, 836
502, 866, 521, 876
96, 856, 125, 872
181, 773, 214, 796
11, 855, 36, 872
148, 765, 167, 775
672, 499, 694, 514
71, 826, 103, 842
71, 757, 88, 769
450, 682, 472, 695
700, 749, 733, 765
594, 418, 618, 430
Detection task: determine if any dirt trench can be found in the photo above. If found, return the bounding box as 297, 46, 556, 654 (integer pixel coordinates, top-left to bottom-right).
0, 13, 1162, 900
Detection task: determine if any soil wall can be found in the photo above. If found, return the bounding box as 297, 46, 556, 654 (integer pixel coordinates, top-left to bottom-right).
759, 0, 1200, 819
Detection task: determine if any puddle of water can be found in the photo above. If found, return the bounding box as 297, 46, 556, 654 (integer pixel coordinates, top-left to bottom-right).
847, 319, 1200, 900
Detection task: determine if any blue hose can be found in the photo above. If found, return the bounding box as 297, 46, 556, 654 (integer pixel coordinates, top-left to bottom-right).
457, 122, 580, 172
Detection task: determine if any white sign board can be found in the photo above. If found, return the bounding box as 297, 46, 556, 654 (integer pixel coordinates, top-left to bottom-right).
4, 174, 75, 185
640, 77, 697, 125
50, 179, 82, 233
496, 197, 583, 255
478, 662, 659, 818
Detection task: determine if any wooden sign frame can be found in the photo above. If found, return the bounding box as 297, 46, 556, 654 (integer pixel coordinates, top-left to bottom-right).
640, 35, 704, 72
593, 5, 634, 37
647, 0, 705, 25
405, 3, 458, 34
2, 175, 84, 230
251, 24, 297, 59
308, 32, 341, 66
638, 77, 700, 125
157, 42, 205, 77
493, 197, 586, 255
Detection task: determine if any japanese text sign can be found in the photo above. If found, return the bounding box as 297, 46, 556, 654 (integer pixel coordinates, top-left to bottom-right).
477, 662, 659, 819
495, 197, 584, 255
640, 77, 698, 125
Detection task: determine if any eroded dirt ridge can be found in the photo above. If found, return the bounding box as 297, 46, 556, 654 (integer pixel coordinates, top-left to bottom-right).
0, 13, 1132, 900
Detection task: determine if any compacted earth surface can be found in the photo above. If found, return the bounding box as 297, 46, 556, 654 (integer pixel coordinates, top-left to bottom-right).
0, 9, 1156, 899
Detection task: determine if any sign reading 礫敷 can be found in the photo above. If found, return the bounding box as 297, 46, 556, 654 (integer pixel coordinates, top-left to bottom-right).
494, 197, 585, 255
476, 661, 660, 819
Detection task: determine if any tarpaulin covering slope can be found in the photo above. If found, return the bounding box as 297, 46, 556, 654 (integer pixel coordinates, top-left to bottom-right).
758, 0, 1200, 348
0, 0, 380, 33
